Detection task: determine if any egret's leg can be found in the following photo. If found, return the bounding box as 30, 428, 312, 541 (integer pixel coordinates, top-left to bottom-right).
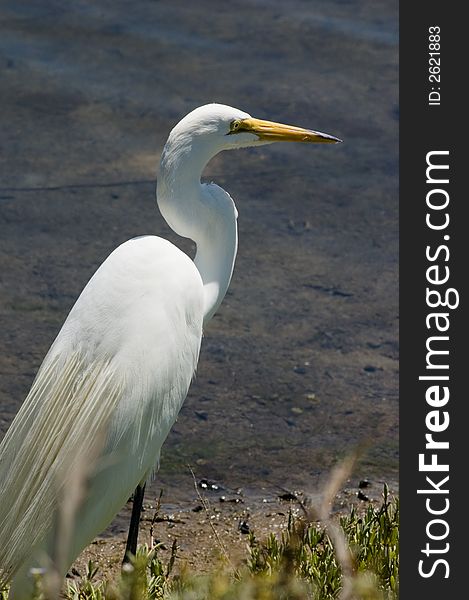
123, 483, 146, 563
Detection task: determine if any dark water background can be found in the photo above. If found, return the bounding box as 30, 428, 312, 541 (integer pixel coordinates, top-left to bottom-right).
0, 0, 398, 518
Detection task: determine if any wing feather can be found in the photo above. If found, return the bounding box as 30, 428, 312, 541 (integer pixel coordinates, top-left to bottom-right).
0, 349, 122, 584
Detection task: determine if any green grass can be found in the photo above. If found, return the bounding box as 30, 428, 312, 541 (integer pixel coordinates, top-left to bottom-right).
2, 485, 398, 600
244, 484, 398, 599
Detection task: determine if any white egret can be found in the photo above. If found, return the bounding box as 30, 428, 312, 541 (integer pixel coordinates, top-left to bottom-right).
0, 103, 340, 596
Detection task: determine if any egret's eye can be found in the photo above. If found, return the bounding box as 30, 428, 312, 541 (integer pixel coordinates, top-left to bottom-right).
228, 119, 242, 134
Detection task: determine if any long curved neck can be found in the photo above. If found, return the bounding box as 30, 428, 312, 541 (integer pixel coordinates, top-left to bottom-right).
157, 135, 238, 325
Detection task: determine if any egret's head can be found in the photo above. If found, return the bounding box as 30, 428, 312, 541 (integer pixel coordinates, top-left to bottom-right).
167, 103, 342, 155
158, 103, 341, 243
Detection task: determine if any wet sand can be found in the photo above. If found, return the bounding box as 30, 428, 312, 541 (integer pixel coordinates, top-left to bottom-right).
0, 0, 398, 573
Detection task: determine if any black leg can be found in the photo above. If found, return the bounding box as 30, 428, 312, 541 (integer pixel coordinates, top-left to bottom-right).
123, 483, 146, 564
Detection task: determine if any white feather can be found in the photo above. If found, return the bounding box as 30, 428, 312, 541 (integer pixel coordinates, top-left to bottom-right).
0, 235, 203, 588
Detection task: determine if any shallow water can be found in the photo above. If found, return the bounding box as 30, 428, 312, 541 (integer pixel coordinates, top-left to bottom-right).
0, 0, 398, 527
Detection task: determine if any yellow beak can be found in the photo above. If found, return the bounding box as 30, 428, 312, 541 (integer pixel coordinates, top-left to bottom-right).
238, 117, 342, 144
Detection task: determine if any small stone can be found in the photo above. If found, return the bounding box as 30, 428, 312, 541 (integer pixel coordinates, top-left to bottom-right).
238, 520, 250, 534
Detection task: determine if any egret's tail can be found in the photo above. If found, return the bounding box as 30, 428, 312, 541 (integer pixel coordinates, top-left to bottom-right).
0, 350, 121, 587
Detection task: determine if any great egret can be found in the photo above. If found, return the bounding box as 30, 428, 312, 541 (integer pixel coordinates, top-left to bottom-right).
0, 103, 340, 596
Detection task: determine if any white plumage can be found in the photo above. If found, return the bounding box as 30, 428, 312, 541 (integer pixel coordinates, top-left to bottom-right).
0, 103, 340, 596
